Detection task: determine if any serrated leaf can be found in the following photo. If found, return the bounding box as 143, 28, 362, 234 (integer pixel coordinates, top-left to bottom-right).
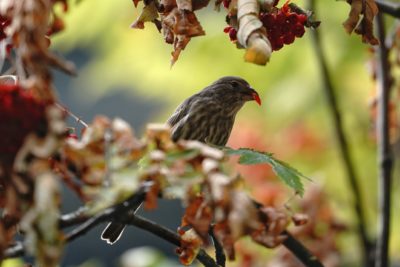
224, 147, 309, 196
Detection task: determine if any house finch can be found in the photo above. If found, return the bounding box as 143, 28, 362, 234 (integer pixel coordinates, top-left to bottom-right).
101, 76, 261, 244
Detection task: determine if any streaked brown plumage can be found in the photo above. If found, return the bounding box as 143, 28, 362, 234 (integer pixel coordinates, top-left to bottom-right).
168, 76, 261, 145
101, 76, 260, 244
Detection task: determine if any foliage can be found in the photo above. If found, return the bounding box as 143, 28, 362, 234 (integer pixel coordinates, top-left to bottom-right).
0, 0, 398, 266
225, 147, 308, 196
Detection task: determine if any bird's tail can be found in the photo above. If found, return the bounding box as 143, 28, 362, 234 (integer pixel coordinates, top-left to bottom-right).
101, 222, 126, 245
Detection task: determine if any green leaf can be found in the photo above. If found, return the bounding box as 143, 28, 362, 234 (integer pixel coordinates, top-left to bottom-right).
224, 147, 310, 196
165, 149, 200, 163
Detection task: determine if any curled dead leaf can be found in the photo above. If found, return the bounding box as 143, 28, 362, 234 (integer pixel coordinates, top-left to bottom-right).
292, 213, 309, 226
177, 228, 203, 265
130, 1, 158, 29
343, 0, 379, 45
181, 195, 213, 241
237, 0, 271, 65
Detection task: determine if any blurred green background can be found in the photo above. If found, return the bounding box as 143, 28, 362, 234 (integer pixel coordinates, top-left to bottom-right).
12, 0, 397, 266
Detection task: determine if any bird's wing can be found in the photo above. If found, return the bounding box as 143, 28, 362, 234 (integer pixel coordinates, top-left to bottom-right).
169, 98, 212, 143
166, 97, 193, 127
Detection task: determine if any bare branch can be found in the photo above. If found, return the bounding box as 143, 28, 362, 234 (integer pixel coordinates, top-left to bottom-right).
126, 215, 220, 267
209, 226, 226, 267
307, 1, 374, 266
374, 12, 394, 267
376, 0, 400, 18
282, 231, 324, 267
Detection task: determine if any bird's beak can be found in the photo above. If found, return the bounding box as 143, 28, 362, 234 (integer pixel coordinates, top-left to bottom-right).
251, 90, 262, 106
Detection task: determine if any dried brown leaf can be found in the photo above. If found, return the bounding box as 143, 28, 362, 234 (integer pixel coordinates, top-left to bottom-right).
177, 0, 192, 11
343, 0, 379, 45
160, 0, 178, 13
133, 0, 142, 7
131, 1, 159, 29
237, 0, 271, 65
161, 7, 205, 65
292, 213, 309, 226
177, 228, 203, 265
228, 191, 261, 240
182, 195, 213, 241
213, 221, 236, 260
192, 0, 210, 10
144, 180, 160, 210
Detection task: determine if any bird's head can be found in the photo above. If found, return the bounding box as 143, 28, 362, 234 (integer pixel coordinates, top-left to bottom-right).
208, 76, 262, 106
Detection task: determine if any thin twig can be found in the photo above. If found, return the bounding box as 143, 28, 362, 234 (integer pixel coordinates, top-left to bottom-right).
209, 226, 226, 267
59, 207, 88, 228
308, 1, 373, 266
65, 182, 151, 241
375, 0, 400, 18
3, 242, 24, 259
374, 12, 393, 267
126, 215, 220, 267
55, 102, 89, 128
103, 128, 113, 187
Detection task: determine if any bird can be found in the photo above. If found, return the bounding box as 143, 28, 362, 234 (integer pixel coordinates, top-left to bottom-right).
101, 76, 261, 244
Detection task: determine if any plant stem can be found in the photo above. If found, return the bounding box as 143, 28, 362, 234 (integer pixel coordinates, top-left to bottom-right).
127, 215, 220, 267
282, 231, 324, 267
375, 0, 400, 18
308, 1, 373, 266
374, 12, 393, 267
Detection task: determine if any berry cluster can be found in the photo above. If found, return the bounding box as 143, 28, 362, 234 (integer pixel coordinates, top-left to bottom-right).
260, 3, 307, 51
223, 1, 308, 51
0, 85, 48, 165
223, 26, 237, 42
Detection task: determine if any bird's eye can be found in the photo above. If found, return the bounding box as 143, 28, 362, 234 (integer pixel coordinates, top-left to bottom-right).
231, 81, 239, 88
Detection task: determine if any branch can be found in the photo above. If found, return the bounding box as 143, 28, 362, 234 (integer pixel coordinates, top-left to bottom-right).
375, 0, 400, 18
3, 242, 24, 259
209, 226, 226, 267
65, 182, 151, 241
126, 214, 220, 267
282, 231, 324, 267
307, 1, 374, 266
252, 201, 324, 267
374, 12, 394, 267
3, 184, 220, 267
59, 207, 88, 228
2, 182, 152, 260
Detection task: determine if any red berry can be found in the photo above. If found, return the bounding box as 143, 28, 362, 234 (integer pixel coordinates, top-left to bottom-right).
261, 13, 275, 26
283, 32, 295, 44
223, 26, 232, 33
0, 16, 11, 41
223, 0, 230, 8
281, 23, 292, 34
293, 23, 305, 37
67, 133, 78, 140
5, 44, 12, 55
272, 36, 284, 51
298, 14, 307, 24
0, 85, 48, 165
229, 28, 237, 41
276, 11, 286, 24
286, 13, 298, 24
